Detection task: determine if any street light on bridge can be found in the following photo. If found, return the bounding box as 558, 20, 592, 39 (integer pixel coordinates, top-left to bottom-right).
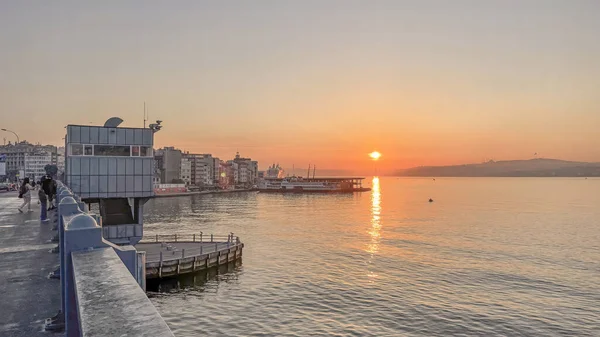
0, 128, 19, 144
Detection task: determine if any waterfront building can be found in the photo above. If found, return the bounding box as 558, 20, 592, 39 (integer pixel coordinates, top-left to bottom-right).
152, 149, 257, 189
186, 153, 220, 188
64, 117, 156, 244
229, 152, 258, 187
239, 162, 249, 184
153, 150, 163, 186
153, 171, 161, 187
180, 157, 192, 185
189, 154, 209, 186
197, 161, 212, 186
0, 141, 58, 180
212, 157, 221, 184
24, 151, 53, 181
220, 161, 238, 187
219, 161, 229, 188
250, 161, 258, 183
155, 147, 182, 184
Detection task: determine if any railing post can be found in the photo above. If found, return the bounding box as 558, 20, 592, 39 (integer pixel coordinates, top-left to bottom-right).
215, 242, 218, 252
200, 232, 203, 242
159, 252, 163, 278
193, 233, 196, 242
175, 234, 177, 242
200, 245, 203, 255
155, 234, 158, 242
182, 249, 185, 258
210, 234, 213, 242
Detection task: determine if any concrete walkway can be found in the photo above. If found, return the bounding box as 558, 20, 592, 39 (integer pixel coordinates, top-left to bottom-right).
0, 192, 61, 336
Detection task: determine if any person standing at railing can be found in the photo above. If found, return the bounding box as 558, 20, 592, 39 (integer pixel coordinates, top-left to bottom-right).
42, 175, 57, 210
38, 183, 48, 222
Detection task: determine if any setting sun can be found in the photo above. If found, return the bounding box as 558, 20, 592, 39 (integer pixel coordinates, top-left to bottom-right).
369, 151, 382, 160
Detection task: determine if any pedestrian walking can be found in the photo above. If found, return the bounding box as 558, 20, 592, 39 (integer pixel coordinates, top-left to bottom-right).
18, 177, 33, 213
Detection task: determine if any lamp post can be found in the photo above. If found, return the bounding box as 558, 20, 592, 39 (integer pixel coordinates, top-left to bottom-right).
1, 128, 19, 144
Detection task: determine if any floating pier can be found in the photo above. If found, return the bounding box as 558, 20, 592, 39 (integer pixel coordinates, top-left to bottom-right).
137, 234, 244, 279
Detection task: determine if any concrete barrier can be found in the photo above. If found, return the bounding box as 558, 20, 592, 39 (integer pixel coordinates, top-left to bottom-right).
52, 181, 173, 336
72, 248, 172, 337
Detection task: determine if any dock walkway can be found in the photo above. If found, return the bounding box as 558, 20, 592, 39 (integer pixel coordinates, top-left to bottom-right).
137, 234, 244, 279
0, 192, 60, 337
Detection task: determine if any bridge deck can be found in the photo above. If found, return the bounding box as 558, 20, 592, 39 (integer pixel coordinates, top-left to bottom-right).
0, 192, 61, 336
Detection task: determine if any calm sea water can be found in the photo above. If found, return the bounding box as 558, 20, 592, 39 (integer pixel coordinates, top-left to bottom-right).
144, 177, 600, 336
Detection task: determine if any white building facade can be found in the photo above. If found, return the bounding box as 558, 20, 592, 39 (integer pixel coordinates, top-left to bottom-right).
229, 152, 258, 187
24, 152, 53, 181
0, 142, 57, 180
188, 154, 220, 187
180, 157, 192, 185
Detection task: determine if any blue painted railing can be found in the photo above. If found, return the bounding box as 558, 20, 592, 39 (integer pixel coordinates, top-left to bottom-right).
54, 181, 174, 337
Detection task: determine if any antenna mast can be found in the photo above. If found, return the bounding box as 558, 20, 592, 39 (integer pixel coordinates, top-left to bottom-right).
313, 165, 316, 179
143, 102, 147, 128
307, 164, 310, 178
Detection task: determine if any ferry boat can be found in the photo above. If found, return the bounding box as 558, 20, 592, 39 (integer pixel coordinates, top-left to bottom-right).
266, 163, 285, 179
258, 176, 370, 193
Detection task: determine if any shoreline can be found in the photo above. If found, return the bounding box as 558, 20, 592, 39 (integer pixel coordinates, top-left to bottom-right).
152, 189, 257, 198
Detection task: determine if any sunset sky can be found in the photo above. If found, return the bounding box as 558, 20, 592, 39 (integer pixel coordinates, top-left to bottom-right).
1, 1, 599, 173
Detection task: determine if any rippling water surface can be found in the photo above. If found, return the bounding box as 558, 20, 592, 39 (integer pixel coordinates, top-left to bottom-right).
144, 177, 600, 336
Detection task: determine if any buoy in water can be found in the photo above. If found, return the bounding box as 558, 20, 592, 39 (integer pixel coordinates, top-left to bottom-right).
429, 198, 434, 202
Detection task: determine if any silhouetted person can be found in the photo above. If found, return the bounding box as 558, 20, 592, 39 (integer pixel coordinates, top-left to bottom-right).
38, 178, 48, 221
42, 175, 57, 210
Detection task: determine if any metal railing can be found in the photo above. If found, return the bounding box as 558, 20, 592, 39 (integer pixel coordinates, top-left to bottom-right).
140, 232, 240, 244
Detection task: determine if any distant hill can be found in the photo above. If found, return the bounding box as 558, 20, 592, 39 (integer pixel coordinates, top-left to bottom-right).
394, 159, 600, 177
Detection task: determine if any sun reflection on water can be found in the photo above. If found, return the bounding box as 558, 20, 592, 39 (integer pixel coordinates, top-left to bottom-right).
366, 176, 381, 255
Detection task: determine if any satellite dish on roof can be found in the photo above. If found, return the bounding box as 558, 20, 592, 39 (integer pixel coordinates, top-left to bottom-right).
104, 117, 123, 128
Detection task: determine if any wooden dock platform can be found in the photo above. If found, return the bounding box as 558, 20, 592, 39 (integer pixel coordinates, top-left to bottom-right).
136, 234, 243, 279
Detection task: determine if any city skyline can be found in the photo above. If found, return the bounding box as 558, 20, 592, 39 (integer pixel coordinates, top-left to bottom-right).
2, 1, 599, 172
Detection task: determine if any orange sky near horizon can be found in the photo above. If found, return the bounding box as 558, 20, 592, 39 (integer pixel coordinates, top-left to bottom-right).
1, 1, 599, 174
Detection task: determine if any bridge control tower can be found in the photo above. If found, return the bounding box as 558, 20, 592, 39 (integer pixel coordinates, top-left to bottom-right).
64, 117, 161, 245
